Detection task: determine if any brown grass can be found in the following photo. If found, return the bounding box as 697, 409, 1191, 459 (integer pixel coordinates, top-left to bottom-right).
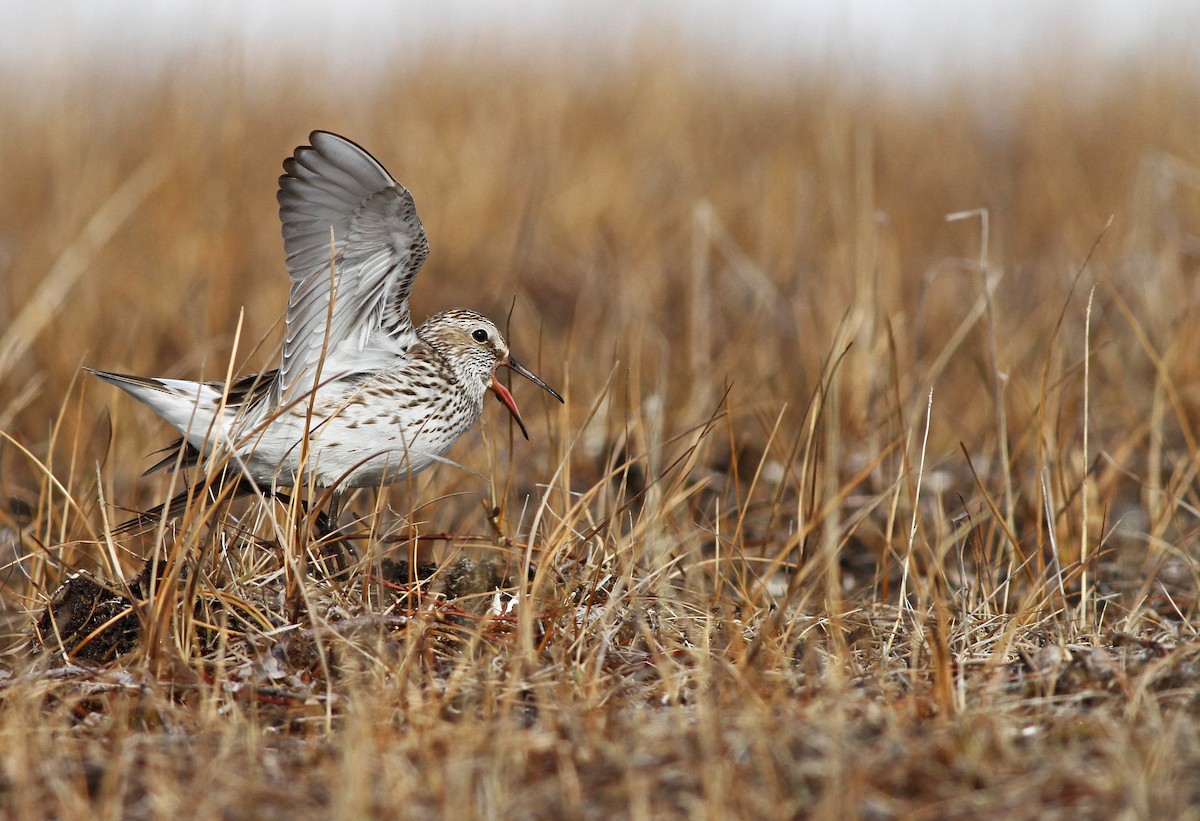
3, 41, 1200, 819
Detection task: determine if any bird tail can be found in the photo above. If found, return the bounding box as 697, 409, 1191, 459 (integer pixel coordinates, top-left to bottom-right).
85, 368, 227, 445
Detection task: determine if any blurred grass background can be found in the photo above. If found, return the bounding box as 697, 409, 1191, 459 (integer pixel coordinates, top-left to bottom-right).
7, 46, 1200, 498
2, 15, 1200, 818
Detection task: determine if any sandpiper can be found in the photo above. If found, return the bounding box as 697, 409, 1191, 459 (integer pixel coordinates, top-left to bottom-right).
90, 131, 562, 532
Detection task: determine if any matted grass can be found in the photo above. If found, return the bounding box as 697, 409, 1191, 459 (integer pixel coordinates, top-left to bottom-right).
2, 43, 1200, 818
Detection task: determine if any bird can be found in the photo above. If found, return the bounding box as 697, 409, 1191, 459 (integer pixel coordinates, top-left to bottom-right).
89, 130, 562, 535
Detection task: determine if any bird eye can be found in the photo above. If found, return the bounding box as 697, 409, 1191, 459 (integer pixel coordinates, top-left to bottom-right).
472, 329, 489, 343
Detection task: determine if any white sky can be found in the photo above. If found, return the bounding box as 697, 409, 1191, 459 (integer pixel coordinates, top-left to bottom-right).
5, 1, 1198, 90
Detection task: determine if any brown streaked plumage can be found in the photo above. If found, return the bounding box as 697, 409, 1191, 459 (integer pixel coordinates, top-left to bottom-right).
89, 131, 562, 533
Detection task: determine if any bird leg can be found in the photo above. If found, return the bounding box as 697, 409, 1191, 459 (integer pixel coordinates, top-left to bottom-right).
262, 488, 354, 575
313, 490, 341, 538
313, 489, 358, 577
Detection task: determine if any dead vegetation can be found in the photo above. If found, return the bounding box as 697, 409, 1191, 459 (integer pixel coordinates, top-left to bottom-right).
2, 40, 1200, 819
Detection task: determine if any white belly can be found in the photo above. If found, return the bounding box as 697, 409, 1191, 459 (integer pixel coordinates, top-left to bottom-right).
210, 389, 483, 489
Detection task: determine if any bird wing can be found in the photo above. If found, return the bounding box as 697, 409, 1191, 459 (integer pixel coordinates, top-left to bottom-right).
276, 131, 429, 398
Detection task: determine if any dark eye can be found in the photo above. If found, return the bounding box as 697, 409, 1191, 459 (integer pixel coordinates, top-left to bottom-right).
472, 329, 489, 343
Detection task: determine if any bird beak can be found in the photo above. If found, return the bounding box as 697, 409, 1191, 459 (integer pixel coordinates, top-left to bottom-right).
490, 356, 564, 440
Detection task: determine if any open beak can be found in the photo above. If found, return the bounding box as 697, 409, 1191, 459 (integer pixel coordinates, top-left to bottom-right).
490, 356, 564, 440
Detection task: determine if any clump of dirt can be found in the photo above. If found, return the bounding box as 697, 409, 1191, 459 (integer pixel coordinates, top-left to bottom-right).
378, 558, 439, 588
442, 557, 503, 602
32, 564, 153, 662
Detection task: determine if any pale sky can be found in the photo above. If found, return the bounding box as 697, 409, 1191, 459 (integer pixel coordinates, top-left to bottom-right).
4, 1, 1197, 90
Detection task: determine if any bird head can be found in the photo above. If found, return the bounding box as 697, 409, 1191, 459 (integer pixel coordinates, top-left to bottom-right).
420, 309, 563, 438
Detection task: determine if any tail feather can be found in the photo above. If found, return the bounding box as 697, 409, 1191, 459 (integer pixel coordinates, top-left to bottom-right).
87, 366, 229, 463
88, 366, 292, 535
85, 368, 173, 393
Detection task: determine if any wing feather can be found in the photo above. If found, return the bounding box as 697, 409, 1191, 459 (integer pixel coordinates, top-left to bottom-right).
275, 131, 429, 397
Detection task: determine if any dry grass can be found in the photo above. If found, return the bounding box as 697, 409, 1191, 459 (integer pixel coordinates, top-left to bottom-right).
3, 41, 1200, 819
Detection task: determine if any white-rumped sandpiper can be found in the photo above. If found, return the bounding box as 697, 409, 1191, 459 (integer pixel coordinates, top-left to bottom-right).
90, 131, 561, 532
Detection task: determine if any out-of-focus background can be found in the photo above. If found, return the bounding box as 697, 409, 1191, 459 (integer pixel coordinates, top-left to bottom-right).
4, 1, 1199, 481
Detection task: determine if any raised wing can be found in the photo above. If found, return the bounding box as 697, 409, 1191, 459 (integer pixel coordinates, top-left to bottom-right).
276, 131, 429, 397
